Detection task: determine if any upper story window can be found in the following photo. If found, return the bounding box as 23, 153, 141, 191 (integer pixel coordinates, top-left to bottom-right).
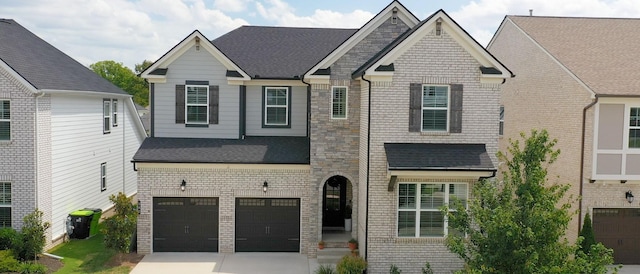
422, 85, 449, 131
263, 87, 290, 127
103, 99, 111, 134
499, 105, 504, 136
331, 86, 348, 119
100, 163, 107, 192
112, 99, 118, 127
398, 182, 467, 237
186, 85, 209, 124
630, 107, 640, 148
0, 100, 9, 141
0, 182, 10, 228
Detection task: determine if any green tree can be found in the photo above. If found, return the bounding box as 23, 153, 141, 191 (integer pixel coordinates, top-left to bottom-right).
580, 212, 596, 254
16, 210, 50, 261
102, 192, 137, 253
134, 60, 153, 75
90, 60, 149, 107
444, 129, 614, 273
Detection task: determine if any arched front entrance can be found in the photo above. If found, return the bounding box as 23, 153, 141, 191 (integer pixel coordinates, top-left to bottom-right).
322, 176, 349, 228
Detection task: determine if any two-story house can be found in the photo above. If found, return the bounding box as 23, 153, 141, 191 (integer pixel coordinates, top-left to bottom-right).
0, 19, 146, 247
489, 16, 640, 264
134, 1, 511, 272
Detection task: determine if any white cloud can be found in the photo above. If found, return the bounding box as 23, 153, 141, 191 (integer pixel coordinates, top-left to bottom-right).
214, 0, 252, 12
256, 0, 373, 28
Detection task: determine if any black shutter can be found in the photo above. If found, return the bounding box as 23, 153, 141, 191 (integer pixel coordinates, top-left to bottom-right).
449, 84, 463, 133
409, 83, 422, 132
209, 85, 219, 124
175, 85, 185, 124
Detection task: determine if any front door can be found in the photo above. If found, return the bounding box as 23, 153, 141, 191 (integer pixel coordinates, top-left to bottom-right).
322, 177, 346, 227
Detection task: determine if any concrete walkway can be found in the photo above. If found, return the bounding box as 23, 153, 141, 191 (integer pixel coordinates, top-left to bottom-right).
130, 253, 320, 274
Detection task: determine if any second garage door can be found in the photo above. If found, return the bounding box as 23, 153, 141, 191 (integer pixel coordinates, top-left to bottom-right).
593, 208, 640, 264
153, 197, 219, 252
235, 198, 300, 252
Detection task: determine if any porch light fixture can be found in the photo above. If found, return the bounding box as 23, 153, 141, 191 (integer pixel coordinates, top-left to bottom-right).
626, 190, 634, 204
181, 180, 186, 191
263, 181, 268, 193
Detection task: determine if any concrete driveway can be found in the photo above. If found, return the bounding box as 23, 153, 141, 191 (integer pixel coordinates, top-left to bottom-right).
130, 253, 320, 274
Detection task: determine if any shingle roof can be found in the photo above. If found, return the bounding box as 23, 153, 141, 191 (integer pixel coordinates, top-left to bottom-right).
0, 19, 126, 94
384, 143, 495, 171
212, 26, 357, 79
509, 16, 640, 96
133, 136, 310, 164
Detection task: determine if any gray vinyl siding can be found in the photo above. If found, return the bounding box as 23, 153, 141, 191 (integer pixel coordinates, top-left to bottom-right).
153, 45, 239, 139
245, 85, 307, 136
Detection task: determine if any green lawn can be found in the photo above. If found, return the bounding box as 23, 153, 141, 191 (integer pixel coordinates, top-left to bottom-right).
47, 233, 131, 274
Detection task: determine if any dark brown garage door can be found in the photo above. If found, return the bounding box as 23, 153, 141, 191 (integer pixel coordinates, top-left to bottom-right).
593, 208, 640, 264
235, 198, 300, 252
153, 197, 218, 252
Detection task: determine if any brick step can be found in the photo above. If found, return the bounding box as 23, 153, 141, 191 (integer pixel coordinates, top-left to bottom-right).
323, 241, 349, 248
317, 247, 351, 264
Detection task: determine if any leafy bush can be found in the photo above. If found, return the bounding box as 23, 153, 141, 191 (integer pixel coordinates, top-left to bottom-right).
16, 210, 50, 261
579, 213, 596, 254
0, 227, 19, 250
18, 262, 47, 274
102, 192, 137, 253
315, 264, 337, 274
0, 250, 20, 272
336, 254, 366, 274
390, 264, 402, 274
421, 262, 433, 274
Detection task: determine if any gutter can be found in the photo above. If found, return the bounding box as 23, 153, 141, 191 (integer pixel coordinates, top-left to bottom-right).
578, 96, 598, 231
362, 72, 372, 261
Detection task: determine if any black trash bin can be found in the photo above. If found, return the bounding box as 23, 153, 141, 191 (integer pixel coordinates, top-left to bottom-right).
67, 210, 94, 239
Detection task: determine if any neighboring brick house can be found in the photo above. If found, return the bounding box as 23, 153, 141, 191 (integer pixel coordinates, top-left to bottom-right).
489, 16, 640, 264
134, 1, 511, 272
0, 19, 146, 247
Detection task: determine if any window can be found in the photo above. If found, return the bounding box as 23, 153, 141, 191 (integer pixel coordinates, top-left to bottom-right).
332, 86, 348, 119
0, 182, 10, 228
0, 100, 9, 141
186, 85, 209, 124
103, 100, 111, 133
422, 85, 449, 131
499, 105, 504, 136
398, 183, 467, 237
100, 163, 107, 191
631, 107, 640, 148
264, 87, 289, 126
112, 99, 118, 127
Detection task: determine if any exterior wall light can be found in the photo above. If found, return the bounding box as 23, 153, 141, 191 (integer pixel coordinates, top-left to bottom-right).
263, 181, 268, 193
181, 180, 186, 191
626, 190, 634, 204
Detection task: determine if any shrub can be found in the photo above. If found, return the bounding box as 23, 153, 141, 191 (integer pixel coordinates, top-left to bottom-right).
16, 210, 50, 261
315, 264, 337, 274
18, 262, 47, 274
0, 250, 20, 272
336, 254, 366, 274
390, 264, 402, 274
0, 227, 19, 250
579, 212, 596, 254
422, 262, 434, 274
102, 192, 137, 253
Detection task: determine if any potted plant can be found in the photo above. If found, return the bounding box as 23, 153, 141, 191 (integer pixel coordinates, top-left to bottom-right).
348, 238, 358, 251
344, 203, 352, 232
318, 240, 325, 250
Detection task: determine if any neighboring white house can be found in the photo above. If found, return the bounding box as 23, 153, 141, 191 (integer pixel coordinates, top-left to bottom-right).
0, 19, 146, 247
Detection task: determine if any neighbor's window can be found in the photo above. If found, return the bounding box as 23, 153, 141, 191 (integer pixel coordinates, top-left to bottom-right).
264, 87, 289, 126
186, 85, 209, 124
630, 107, 640, 148
0, 100, 9, 141
100, 163, 107, 191
499, 105, 504, 136
398, 183, 467, 237
422, 85, 449, 131
331, 86, 348, 119
103, 99, 111, 134
112, 99, 118, 127
0, 182, 11, 228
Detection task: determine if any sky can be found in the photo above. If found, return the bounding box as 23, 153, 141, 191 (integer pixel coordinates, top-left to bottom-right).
1, 0, 639, 70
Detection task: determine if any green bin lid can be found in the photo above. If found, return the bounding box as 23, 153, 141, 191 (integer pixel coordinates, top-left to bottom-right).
70, 210, 93, 216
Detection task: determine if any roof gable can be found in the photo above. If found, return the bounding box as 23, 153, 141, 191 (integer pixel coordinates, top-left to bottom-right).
0, 19, 127, 95
303, 0, 420, 79
354, 10, 512, 81
502, 16, 640, 96
141, 30, 251, 81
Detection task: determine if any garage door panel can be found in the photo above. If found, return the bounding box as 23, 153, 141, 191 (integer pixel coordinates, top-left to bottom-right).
235, 198, 300, 252
594, 208, 640, 264
153, 197, 219, 252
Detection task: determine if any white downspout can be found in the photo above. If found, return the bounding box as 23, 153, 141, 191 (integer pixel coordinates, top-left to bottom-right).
34, 91, 45, 210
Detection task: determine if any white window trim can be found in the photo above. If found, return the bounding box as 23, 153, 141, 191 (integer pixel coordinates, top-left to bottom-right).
100, 163, 107, 192
0, 100, 10, 141
0, 181, 10, 228
499, 105, 504, 136
421, 85, 450, 132
397, 182, 467, 238
264, 87, 289, 126
331, 86, 348, 119
112, 99, 118, 127
103, 100, 111, 134
185, 85, 209, 124
630, 106, 640, 149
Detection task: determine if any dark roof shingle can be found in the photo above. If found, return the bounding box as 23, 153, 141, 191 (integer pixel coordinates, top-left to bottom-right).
133, 136, 310, 164
384, 143, 495, 171
0, 19, 126, 94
